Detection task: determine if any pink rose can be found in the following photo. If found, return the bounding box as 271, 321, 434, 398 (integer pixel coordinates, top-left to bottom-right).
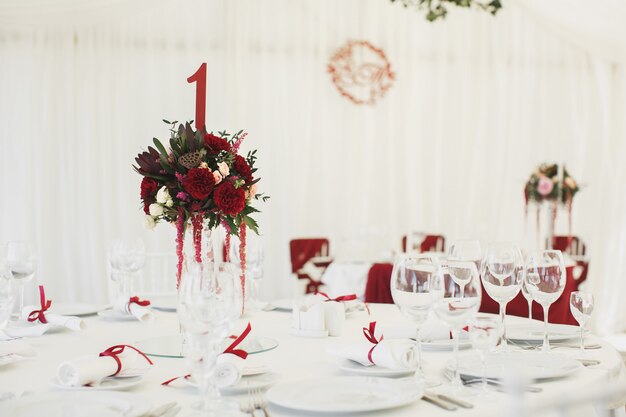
245, 183, 258, 201
537, 177, 554, 196
217, 161, 230, 177
212, 170, 223, 184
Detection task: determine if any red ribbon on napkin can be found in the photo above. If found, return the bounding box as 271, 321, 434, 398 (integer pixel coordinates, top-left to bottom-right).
223, 322, 252, 360
99, 345, 153, 376
363, 321, 384, 364
128, 296, 151, 307
27, 285, 52, 324
316, 291, 358, 303
161, 374, 192, 386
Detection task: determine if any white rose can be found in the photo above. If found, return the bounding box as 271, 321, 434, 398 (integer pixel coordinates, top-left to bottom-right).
156, 186, 170, 204
217, 161, 230, 177
143, 215, 156, 230
149, 203, 164, 217
165, 199, 174, 208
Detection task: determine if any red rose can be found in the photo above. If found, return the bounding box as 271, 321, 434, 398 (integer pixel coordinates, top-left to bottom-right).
233, 155, 253, 183
214, 181, 246, 215
204, 133, 232, 154
182, 168, 215, 200
140, 178, 158, 214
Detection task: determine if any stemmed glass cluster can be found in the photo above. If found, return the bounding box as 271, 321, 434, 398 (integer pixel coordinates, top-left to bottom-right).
109, 238, 146, 300
5, 241, 36, 320
178, 260, 241, 416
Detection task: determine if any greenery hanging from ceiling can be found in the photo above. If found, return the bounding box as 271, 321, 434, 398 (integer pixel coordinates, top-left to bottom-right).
390, 0, 502, 22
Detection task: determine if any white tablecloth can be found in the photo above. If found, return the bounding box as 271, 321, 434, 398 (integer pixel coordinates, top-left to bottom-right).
1, 304, 625, 417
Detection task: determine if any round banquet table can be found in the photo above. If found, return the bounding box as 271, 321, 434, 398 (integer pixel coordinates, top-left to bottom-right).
1, 304, 625, 417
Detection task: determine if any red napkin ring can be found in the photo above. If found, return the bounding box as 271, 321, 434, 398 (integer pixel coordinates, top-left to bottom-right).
99, 345, 153, 377
363, 321, 384, 364
223, 323, 252, 360
27, 285, 52, 324
161, 374, 192, 386
128, 296, 151, 307
316, 291, 358, 303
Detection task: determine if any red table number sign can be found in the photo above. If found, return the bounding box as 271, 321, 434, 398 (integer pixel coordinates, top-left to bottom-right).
187, 63, 207, 131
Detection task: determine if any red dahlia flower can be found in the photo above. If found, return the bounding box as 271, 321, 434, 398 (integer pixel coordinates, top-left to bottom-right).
233, 155, 253, 183
204, 134, 232, 154
140, 178, 158, 214
214, 181, 246, 215
182, 168, 215, 200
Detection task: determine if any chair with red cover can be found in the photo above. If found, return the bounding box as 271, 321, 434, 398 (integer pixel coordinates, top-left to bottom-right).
551, 235, 586, 256
289, 238, 331, 294
401, 233, 445, 253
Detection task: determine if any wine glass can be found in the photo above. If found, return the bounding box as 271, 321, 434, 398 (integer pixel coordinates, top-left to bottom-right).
6, 241, 36, 320
431, 259, 482, 394
0, 267, 13, 330
390, 253, 441, 388
229, 235, 265, 313
109, 238, 145, 300
482, 243, 523, 350
524, 250, 566, 352
570, 291, 594, 355
178, 260, 240, 416
448, 240, 482, 280
468, 316, 501, 397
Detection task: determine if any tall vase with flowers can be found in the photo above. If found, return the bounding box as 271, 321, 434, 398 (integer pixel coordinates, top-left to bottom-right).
134, 121, 268, 316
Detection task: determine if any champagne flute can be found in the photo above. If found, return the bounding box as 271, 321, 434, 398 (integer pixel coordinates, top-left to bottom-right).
468, 316, 501, 397
431, 259, 482, 394
178, 260, 240, 416
448, 240, 482, 298
570, 291, 594, 355
482, 243, 523, 350
390, 253, 441, 388
524, 250, 566, 352
0, 267, 13, 330
109, 238, 145, 300
6, 241, 36, 320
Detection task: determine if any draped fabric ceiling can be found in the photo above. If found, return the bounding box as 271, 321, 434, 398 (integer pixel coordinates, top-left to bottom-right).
0, 0, 625, 333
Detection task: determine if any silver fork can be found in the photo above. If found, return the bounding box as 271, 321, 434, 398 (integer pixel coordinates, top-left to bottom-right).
249, 387, 270, 417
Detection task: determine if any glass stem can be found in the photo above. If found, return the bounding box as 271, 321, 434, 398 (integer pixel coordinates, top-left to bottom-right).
452, 328, 461, 387
415, 327, 423, 382
580, 324, 585, 355
542, 304, 551, 352
481, 351, 487, 393
13, 282, 25, 320
499, 302, 507, 351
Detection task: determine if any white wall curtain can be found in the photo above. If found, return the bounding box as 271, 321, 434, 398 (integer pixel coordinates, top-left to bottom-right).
1, 0, 625, 333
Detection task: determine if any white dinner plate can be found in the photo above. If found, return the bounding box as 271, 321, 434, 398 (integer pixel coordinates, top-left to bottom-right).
270, 299, 294, 312
339, 359, 416, 377
186, 372, 280, 395
507, 322, 588, 343
0, 391, 152, 417
50, 375, 145, 391
453, 351, 582, 381
148, 295, 177, 312
266, 376, 422, 413
421, 338, 472, 351
97, 309, 138, 321
50, 303, 109, 317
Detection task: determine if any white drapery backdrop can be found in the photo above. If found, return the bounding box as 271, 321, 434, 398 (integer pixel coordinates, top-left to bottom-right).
1, 0, 625, 333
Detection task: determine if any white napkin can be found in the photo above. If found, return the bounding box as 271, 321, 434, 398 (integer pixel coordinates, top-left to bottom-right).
57, 348, 151, 387
114, 297, 155, 323
323, 301, 345, 337
292, 301, 325, 332
21, 306, 85, 331
331, 339, 417, 369
1, 323, 50, 339
214, 352, 245, 388
0, 339, 36, 357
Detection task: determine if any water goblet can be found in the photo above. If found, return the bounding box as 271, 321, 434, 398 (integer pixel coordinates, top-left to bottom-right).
178, 260, 240, 416
468, 316, 501, 397
109, 238, 145, 300
570, 291, 594, 355
431, 259, 482, 394
0, 267, 13, 330
229, 235, 264, 313
390, 253, 441, 388
524, 250, 566, 352
6, 241, 36, 320
482, 243, 523, 350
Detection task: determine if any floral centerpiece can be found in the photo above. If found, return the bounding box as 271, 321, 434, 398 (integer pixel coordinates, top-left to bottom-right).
524, 163, 580, 247
134, 120, 268, 313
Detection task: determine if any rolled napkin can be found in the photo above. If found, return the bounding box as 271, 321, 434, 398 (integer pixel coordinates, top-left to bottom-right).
0, 339, 37, 357
57, 344, 153, 387
215, 322, 251, 387
114, 296, 154, 323
292, 300, 325, 332
21, 307, 85, 331
1, 323, 50, 339
330, 322, 417, 369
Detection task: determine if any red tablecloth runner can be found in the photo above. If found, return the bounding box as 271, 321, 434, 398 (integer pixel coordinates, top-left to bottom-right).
364, 263, 583, 325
